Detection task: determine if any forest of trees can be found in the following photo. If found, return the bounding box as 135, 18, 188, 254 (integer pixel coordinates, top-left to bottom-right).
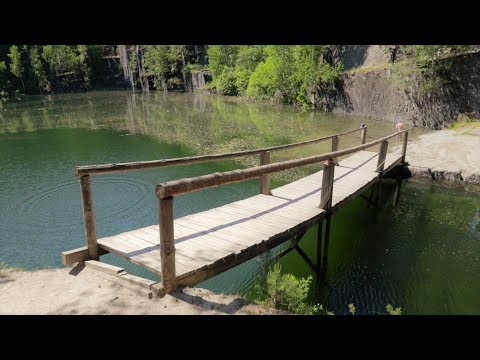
0, 45, 477, 107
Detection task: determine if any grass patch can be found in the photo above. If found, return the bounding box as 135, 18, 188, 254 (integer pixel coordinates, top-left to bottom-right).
347, 63, 391, 74
450, 115, 480, 134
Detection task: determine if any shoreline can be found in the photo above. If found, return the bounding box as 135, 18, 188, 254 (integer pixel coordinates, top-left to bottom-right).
393, 123, 480, 185
0, 267, 286, 315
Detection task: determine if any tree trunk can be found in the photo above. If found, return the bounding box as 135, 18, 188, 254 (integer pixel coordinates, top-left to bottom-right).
118, 45, 135, 89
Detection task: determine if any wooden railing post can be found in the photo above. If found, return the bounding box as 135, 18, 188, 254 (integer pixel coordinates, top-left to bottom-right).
260, 151, 271, 195
79, 175, 99, 260
331, 136, 339, 165
361, 126, 367, 144
401, 131, 408, 163
319, 159, 335, 210
159, 196, 176, 292
376, 140, 389, 173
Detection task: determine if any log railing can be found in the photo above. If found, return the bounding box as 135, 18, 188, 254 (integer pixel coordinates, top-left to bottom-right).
156, 130, 408, 291
75, 127, 368, 260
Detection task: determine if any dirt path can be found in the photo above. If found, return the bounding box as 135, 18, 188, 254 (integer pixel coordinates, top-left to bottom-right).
392, 124, 480, 182
0, 267, 284, 315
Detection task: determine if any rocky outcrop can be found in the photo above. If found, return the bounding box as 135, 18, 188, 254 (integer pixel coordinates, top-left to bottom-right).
184, 70, 212, 91
315, 51, 480, 129
407, 166, 480, 184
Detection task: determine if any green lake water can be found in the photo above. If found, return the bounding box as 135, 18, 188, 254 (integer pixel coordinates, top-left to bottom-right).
1, 90, 478, 314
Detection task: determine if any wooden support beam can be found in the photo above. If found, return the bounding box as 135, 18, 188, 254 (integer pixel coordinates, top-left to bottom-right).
376, 140, 389, 173
80, 175, 99, 260
360, 194, 379, 208
393, 179, 403, 207
331, 136, 339, 165
62, 246, 108, 265
317, 221, 323, 271
361, 126, 367, 144
85, 260, 124, 276
294, 245, 317, 273
322, 214, 332, 270
119, 273, 156, 290
319, 159, 335, 210
260, 151, 271, 195
159, 197, 176, 292
402, 131, 409, 163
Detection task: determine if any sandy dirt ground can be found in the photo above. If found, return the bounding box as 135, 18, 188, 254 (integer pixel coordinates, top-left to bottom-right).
0, 266, 285, 315
392, 124, 480, 177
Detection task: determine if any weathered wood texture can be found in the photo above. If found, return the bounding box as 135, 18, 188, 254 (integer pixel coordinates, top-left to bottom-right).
159, 197, 176, 292
260, 151, 271, 195
319, 159, 335, 210
62, 246, 108, 265
65, 129, 408, 294
83, 151, 403, 290
402, 131, 409, 163
361, 127, 367, 144
80, 175, 99, 260
331, 136, 339, 164
75, 127, 365, 176
85, 260, 124, 275
376, 140, 389, 173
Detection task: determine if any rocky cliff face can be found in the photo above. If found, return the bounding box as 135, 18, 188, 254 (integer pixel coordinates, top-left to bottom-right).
316, 49, 480, 129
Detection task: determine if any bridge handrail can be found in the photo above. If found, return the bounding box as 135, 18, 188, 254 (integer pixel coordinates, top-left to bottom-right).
156, 130, 407, 199
75, 127, 366, 176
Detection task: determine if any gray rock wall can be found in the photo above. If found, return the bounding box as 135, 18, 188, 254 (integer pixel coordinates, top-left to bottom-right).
317, 51, 480, 129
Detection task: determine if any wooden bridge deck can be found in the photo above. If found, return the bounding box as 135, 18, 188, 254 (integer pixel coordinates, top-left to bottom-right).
96, 150, 402, 286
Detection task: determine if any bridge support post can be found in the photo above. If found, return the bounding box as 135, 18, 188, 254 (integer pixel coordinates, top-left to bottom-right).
159, 196, 176, 293
375, 140, 389, 205
319, 158, 335, 272
80, 175, 99, 260
323, 214, 332, 270
316, 221, 323, 272
331, 136, 339, 165
260, 151, 271, 195
402, 131, 408, 164
361, 126, 367, 144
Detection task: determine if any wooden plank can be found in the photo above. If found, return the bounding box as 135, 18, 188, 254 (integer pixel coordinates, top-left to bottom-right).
119, 273, 157, 290
175, 221, 259, 248
85, 260, 124, 275
62, 246, 109, 265
97, 272, 153, 299
196, 208, 293, 234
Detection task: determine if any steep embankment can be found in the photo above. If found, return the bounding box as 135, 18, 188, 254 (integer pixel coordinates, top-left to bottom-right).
316, 46, 480, 129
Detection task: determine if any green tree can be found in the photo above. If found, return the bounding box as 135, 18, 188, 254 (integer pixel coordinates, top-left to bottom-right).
390, 45, 476, 93
29, 46, 50, 92
7, 45, 24, 91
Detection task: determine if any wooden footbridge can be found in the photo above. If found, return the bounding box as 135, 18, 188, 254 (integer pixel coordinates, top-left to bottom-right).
63, 126, 408, 296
